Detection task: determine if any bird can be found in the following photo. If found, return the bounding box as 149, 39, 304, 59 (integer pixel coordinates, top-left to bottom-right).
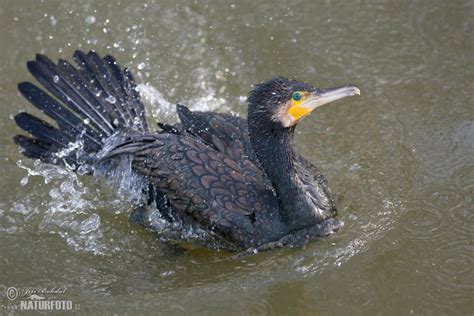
13, 51, 360, 252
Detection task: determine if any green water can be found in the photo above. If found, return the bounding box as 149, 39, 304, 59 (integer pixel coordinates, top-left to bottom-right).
0, 1, 472, 314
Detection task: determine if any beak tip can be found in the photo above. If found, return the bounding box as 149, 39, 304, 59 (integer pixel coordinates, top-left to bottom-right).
349, 85, 361, 96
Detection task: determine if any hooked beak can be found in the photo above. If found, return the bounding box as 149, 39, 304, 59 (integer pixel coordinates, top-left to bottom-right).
307, 85, 360, 110
288, 85, 360, 122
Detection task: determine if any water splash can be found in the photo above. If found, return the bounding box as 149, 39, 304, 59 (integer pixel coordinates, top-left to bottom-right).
137, 83, 230, 126
14, 158, 109, 253
137, 84, 174, 122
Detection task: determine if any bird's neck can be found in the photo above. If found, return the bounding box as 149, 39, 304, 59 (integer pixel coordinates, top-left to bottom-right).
248, 118, 322, 231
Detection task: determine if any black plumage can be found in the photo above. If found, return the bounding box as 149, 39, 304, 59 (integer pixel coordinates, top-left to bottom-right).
13, 51, 359, 251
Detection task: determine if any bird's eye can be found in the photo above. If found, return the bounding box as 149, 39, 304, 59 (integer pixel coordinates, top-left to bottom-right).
292, 91, 302, 101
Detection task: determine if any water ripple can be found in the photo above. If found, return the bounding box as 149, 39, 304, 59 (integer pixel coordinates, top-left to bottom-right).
425, 236, 474, 308
403, 201, 447, 240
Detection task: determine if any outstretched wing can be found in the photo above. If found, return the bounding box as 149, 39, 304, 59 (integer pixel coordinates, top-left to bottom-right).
103, 133, 284, 248
14, 50, 149, 165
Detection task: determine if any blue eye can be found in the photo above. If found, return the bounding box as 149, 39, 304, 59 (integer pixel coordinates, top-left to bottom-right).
292, 91, 302, 101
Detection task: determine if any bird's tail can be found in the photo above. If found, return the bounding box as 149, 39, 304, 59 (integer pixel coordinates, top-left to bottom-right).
13, 50, 149, 168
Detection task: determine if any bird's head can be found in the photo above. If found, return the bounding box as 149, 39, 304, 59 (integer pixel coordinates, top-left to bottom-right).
248, 76, 360, 128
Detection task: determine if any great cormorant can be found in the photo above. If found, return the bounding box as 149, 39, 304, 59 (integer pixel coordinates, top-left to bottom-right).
13, 51, 360, 251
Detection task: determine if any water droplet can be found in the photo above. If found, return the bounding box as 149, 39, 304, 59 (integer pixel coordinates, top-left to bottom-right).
53, 75, 59, 83
79, 214, 101, 235
137, 62, 145, 70
160, 270, 175, 277
349, 163, 361, 172
85, 15, 96, 25
50, 16, 57, 27
105, 96, 116, 104
171, 153, 184, 160
20, 177, 28, 186
154, 139, 165, 146
348, 213, 358, 221
215, 70, 225, 80
83, 118, 90, 125
113, 118, 119, 126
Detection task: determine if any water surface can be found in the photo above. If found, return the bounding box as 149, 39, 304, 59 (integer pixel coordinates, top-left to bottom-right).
0, 0, 472, 314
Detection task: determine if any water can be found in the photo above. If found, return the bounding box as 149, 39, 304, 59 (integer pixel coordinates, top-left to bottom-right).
0, 0, 472, 314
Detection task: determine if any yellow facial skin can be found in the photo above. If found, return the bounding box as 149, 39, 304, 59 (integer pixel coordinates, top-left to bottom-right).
288, 91, 311, 121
